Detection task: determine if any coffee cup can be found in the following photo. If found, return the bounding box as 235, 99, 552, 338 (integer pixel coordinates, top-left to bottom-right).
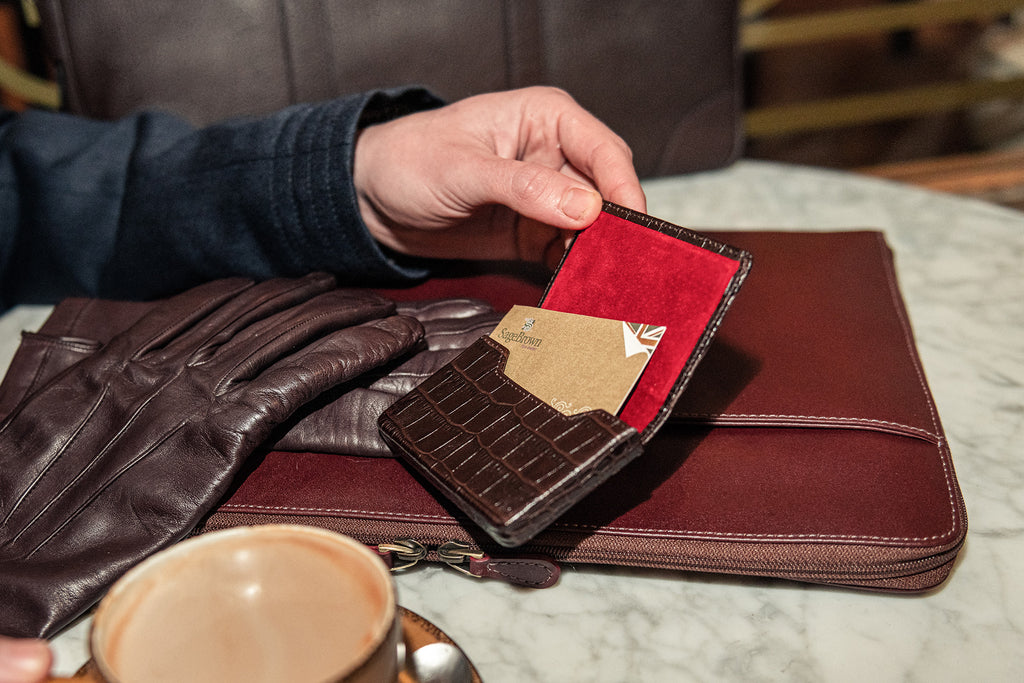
49, 525, 402, 683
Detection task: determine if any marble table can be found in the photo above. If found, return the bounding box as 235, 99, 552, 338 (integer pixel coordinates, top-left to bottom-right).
5, 160, 1022, 681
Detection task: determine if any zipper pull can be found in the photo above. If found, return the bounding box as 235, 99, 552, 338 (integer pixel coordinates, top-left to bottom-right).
437, 541, 560, 589
377, 538, 428, 571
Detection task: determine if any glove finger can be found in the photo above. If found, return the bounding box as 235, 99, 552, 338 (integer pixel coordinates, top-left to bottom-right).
223, 315, 424, 431
270, 387, 398, 456
152, 273, 339, 362
268, 345, 461, 457
395, 298, 495, 322
265, 301, 500, 456
419, 312, 502, 351
395, 299, 501, 350
101, 277, 254, 361
207, 289, 401, 386
366, 348, 463, 395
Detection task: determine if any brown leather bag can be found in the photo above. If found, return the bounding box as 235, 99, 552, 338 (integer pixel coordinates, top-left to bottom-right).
35, 0, 742, 178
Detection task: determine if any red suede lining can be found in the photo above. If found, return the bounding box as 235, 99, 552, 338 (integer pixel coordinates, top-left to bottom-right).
541, 212, 741, 432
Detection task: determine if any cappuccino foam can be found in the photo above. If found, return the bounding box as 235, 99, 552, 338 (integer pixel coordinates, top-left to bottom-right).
93, 527, 394, 683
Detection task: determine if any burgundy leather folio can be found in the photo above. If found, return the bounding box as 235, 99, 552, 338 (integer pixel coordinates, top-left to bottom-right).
202, 226, 966, 592
379, 205, 752, 547
4, 220, 967, 592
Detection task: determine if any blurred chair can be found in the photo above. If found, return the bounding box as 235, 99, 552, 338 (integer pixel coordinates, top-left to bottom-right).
30, 0, 744, 179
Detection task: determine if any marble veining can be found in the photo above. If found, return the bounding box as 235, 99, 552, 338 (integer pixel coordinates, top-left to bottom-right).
3, 160, 1022, 681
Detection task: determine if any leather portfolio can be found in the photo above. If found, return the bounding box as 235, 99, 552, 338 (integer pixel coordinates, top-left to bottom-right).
0, 227, 967, 592
211, 228, 968, 591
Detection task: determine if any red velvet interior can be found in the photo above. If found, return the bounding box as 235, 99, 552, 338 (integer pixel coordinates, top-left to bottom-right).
541, 212, 741, 432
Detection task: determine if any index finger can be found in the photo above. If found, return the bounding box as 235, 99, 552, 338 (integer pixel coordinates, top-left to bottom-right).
555, 102, 647, 213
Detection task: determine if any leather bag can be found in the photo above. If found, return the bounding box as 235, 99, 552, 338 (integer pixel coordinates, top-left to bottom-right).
227, 229, 968, 591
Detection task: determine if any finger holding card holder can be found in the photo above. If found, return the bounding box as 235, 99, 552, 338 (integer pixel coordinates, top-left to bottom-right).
379, 203, 753, 547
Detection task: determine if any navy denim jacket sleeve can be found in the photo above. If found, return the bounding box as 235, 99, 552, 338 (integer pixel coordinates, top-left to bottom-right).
0, 88, 442, 310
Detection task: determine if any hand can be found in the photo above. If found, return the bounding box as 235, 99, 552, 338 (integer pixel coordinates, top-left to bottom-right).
0, 636, 50, 683
354, 86, 647, 268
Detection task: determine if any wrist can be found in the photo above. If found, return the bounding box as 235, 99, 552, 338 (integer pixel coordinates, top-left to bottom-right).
351, 89, 444, 254
352, 122, 397, 253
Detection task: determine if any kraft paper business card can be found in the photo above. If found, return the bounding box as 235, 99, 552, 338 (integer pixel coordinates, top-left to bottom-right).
490, 305, 665, 416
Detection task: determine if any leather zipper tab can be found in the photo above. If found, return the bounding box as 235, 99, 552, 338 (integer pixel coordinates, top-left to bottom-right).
376, 539, 560, 588
438, 541, 560, 588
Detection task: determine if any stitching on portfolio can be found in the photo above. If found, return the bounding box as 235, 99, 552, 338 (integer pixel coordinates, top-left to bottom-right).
874, 232, 959, 543
672, 412, 940, 441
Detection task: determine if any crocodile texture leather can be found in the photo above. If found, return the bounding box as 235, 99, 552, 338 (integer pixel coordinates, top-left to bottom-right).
379, 336, 642, 547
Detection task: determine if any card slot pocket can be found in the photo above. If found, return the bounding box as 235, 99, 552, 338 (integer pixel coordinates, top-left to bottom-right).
379, 335, 642, 547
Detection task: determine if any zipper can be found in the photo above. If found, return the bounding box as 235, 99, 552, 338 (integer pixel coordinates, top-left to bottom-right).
377, 538, 429, 571
197, 513, 561, 589
200, 497, 965, 592
521, 527, 967, 590
375, 539, 561, 589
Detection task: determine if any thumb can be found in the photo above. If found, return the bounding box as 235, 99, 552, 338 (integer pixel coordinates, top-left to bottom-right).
482, 158, 603, 230
0, 637, 52, 683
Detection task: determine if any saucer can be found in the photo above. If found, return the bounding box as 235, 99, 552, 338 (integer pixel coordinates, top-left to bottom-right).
399, 607, 482, 683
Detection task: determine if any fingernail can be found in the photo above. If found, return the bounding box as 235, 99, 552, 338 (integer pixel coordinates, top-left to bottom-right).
560, 187, 599, 221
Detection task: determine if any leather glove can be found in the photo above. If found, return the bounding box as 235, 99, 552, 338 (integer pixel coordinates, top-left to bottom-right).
274, 298, 502, 455
0, 297, 501, 457
0, 273, 423, 638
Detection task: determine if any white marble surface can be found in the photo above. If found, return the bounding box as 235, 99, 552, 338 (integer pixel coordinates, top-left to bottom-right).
6, 160, 1023, 681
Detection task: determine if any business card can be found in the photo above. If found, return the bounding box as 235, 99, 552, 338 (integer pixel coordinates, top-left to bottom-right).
490, 305, 665, 416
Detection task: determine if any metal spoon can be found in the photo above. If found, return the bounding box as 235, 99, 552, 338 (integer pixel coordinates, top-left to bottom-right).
406, 642, 474, 683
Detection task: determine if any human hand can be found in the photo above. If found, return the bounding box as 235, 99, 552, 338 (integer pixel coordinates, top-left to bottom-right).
0, 636, 51, 683
354, 86, 647, 268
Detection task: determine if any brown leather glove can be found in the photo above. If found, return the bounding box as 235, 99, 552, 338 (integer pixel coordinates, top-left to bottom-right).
0, 297, 501, 457
0, 274, 423, 638
275, 298, 502, 455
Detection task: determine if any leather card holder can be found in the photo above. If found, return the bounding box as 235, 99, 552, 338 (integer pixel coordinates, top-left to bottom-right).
378, 203, 752, 546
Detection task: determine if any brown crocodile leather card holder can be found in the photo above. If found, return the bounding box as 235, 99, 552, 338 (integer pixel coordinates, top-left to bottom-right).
378, 203, 753, 547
